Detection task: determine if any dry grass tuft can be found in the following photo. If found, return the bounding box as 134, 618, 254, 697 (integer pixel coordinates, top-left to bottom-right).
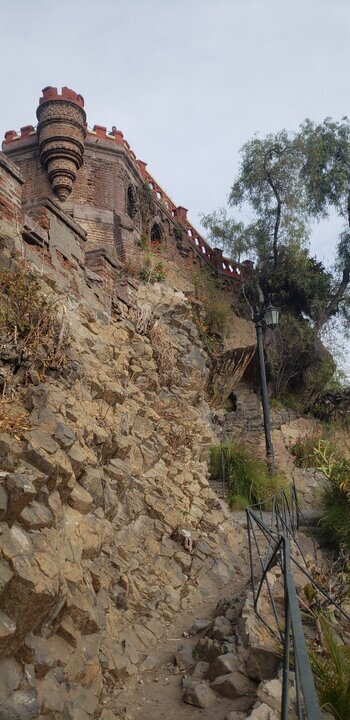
129, 305, 179, 386
148, 322, 179, 387
0, 400, 31, 439
0, 262, 70, 382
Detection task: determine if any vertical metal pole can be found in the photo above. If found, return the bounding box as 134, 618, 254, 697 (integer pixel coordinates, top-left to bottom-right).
281, 538, 290, 720
255, 312, 274, 461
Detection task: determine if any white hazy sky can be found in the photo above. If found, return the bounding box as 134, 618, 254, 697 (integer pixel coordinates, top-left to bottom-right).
0, 0, 348, 267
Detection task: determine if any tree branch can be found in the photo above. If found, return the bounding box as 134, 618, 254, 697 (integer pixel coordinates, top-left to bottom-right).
265, 168, 282, 270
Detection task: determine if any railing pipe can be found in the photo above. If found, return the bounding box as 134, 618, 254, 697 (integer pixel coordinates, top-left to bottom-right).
284, 539, 322, 719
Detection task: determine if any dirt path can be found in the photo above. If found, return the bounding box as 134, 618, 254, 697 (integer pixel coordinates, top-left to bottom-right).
103, 575, 251, 720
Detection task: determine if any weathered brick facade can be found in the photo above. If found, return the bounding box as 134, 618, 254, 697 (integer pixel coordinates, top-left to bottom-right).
2, 86, 252, 299
0, 152, 23, 240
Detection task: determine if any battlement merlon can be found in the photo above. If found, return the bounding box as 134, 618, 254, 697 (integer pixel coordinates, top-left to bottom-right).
39, 86, 85, 109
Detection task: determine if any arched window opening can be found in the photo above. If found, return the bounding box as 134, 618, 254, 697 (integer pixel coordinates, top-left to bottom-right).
127, 185, 137, 219
150, 223, 162, 245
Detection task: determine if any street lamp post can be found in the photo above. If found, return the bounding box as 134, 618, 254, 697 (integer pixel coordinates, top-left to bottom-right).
253, 301, 280, 463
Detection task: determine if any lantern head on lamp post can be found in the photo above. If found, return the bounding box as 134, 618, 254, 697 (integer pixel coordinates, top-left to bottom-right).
253, 298, 280, 467
263, 301, 280, 328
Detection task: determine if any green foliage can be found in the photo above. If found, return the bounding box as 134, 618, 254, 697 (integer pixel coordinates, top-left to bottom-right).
139, 182, 156, 231
289, 431, 323, 468
192, 269, 232, 343
261, 242, 332, 324
229, 129, 308, 270
203, 118, 350, 337
301, 117, 350, 219
200, 208, 253, 262
209, 442, 285, 509
0, 262, 69, 378
312, 440, 350, 551
309, 615, 350, 720
174, 224, 184, 247
138, 237, 167, 283
267, 313, 335, 404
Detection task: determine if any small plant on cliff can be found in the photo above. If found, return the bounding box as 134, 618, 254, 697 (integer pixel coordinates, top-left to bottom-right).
309, 614, 350, 720
289, 429, 323, 467
191, 269, 232, 353
156, 401, 199, 451
129, 305, 178, 386
139, 236, 167, 284
148, 321, 179, 386
0, 262, 70, 384
0, 400, 31, 438
313, 440, 350, 552
210, 441, 285, 509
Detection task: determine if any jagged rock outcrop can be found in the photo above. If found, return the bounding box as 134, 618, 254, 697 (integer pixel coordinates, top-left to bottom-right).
0, 275, 247, 718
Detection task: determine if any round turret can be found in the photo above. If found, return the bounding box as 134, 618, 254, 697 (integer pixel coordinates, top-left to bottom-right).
36, 86, 86, 201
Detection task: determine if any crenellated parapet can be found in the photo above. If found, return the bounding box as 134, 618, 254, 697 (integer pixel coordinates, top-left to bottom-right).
2, 85, 253, 291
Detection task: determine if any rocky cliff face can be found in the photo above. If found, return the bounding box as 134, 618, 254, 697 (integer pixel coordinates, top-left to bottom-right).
0, 260, 248, 718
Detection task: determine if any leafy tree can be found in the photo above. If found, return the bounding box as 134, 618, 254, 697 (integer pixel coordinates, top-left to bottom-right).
200, 208, 253, 262
261, 242, 332, 324
200, 120, 350, 397
229, 130, 309, 270
202, 120, 350, 329
301, 117, 350, 324
267, 313, 335, 404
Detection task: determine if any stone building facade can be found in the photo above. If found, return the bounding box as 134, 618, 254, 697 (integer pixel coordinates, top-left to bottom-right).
1, 86, 252, 304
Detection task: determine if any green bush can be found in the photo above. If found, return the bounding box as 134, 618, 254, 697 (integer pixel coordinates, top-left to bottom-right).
192, 269, 232, 340
267, 313, 335, 407
310, 615, 350, 720
210, 442, 285, 509
313, 441, 350, 551
289, 431, 322, 467
138, 237, 167, 283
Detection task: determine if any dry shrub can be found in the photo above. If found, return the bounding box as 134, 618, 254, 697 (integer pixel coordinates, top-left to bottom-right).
157, 402, 199, 451
0, 262, 70, 380
129, 305, 154, 335
129, 305, 179, 386
192, 269, 232, 337
148, 322, 179, 386
122, 258, 140, 278
0, 401, 31, 439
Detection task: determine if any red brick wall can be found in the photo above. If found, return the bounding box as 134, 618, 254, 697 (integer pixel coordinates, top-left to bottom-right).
0, 153, 23, 240
2, 128, 252, 300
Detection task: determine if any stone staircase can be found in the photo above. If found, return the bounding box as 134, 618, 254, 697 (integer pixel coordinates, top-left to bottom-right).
209, 478, 228, 499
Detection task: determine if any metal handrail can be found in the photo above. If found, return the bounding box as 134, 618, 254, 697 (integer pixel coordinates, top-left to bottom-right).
246, 483, 350, 720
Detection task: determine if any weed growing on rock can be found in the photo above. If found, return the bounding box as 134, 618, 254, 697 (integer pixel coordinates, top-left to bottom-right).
148, 322, 179, 386
309, 614, 350, 720
156, 401, 199, 451
139, 236, 167, 283
191, 269, 232, 352
289, 430, 323, 467
313, 441, 350, 552
210, 441, 285, 508
0, 262, 70, 389
129, 305, 178, 386
0, 400, 31, 438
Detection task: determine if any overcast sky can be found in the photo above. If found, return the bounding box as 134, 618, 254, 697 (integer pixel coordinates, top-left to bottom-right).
1, 0, 348, 267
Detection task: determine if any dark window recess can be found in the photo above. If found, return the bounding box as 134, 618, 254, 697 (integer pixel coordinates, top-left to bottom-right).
127, 185, 137, 218
150, 223, 162, 244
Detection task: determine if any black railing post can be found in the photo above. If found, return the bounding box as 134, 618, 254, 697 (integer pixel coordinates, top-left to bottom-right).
254, 309, 274, 462
284, 539, 322, 720
281, 538, 290, 720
